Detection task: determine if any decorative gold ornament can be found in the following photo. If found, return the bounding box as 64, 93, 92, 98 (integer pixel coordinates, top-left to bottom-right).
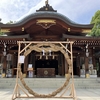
36, 19, 56, 29
82, 29, 91, 33
45, 0, 48, 5
37, 19, 56, 24
45, 7, 48, 10
0, 29, 10, 32
44, 70, 48, 75
22, 27, 24, 31
68, 28, 70, 32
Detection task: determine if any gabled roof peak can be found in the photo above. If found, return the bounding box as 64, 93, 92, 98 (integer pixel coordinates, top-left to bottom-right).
36, 0, 57, 12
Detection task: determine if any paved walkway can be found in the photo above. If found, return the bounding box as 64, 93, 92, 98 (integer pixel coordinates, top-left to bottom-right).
0, 88, 100, 100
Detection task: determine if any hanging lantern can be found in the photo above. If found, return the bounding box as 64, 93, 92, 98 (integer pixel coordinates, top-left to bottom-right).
86, 44, 89, 57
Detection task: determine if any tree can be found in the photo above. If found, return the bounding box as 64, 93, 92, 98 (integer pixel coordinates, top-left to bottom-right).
0, 31, 4, 35
6, 20, 14, 24
90, 10, 100, 36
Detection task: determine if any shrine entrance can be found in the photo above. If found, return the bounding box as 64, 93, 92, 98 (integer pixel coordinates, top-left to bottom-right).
26, 46, 67, 78
35, 59, 58, 77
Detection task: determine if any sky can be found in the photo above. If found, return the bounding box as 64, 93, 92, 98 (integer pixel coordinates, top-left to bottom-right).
0, 0, 100, 24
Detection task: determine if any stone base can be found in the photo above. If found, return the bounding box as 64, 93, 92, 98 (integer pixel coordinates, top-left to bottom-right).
80, 74, 97, 78
90, 75, 97, 78
80, 75, 85, 78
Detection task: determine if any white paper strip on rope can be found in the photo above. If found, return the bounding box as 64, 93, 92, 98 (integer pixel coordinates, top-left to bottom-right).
28, 64, 32, 68
19, 56, 25, 63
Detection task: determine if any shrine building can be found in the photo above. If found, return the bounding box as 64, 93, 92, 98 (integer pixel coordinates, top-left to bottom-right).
0, 1, 100, 78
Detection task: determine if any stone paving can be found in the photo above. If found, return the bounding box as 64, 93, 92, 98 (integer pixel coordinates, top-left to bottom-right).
0, 88, 100, 100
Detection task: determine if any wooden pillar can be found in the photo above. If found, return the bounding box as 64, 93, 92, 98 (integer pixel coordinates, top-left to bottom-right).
76, 55, 80, 76
62, 54, 65, 76
3, 56, 7, 73
24, 55, 28, 75
85, 44, 90, 78
58, 53, 64, 76
65, 59, 68, 74
92, 48, 96, 69
12, 53, 18, 77
85, 56, 89, 77
11, 54, 17, 68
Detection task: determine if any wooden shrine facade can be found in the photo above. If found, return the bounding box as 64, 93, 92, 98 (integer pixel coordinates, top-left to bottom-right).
0, 1, 100, 78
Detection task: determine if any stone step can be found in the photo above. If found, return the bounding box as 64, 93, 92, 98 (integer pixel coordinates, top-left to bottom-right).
0, 78, 100, 89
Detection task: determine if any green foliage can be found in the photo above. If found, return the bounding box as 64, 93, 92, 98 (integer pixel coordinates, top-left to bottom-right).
0, 31, 4, 35
6, 20, 14, 24
90, 10, 100, 36
91, 10, 100, 24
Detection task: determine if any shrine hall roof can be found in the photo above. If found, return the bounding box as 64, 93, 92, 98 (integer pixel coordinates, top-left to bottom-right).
0, 1, 93, 38
0, 11, 93, 28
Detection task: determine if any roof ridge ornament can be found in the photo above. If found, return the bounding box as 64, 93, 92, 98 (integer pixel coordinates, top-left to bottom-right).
45, 0, 48, 6
36, 0, 57, 12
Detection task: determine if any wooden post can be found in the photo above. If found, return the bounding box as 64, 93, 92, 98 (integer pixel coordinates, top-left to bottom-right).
92, 48, 96, 69
24, 55, 28, 75
3, 56, 6, 68
70, 42, 77, 100
85, 56, 89, 78
62, 54, 65, 76
76, 55, 80, 76
2, 56, 7, 77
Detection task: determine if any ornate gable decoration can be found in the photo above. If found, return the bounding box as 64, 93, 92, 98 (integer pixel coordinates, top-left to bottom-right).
36, 0, 57, 12
36, 19, 56, 29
